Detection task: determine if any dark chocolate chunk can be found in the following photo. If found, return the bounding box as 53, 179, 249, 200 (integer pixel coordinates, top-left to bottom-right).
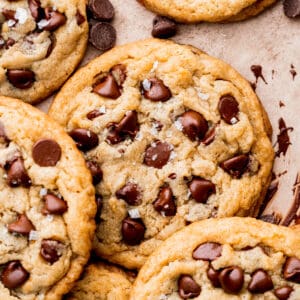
42, 8, 66, 31
144, 140, 172, 169
28, 0, 43, 21
76, 10, 85, 25
188, 177, 216, 203
1, 261, 29, 289
207, 266, 221, 287
283, 257, 300, 283
178, 275, 201, 299
7, 69, 35, 89
6, 158, 32, 187
192, 242, 222, 261
121, 217, 145, 245
89, 22, 116, 51
142, 78, 172, 102
69, 128, 99, 151
201, 126, 216, 146
218, 95, 239, 124
40, 239, 63, 264
88, 0, 115, 21
42, 193, 68, 215
86, 160, 103, 185
8, 214, 35, 235
220, 154, 249, 178
110, 64, 127, 87
283, 0, 300, 18
219, 266, 244, 294
248, 269, 273, 293
274, 286, 294, 300
93, 74, 121, 99
32, 139, 61, 167
116, 183, 141, 206
152, 15, 177, 39
153, 186, 176, 216
87, 109, 104, 120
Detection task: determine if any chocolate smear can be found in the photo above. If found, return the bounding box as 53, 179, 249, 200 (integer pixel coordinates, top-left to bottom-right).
275, 118, 293, 157
290, 64, 297, 80
251, 65, 267, 84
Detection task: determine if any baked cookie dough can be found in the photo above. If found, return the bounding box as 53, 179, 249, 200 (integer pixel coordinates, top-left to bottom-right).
0, 0, 88, 103
138, 0, 277, 23
0, 97, 96, 299
65, 262, 134, 300
49, 39, 274, 269
131, 217, 300, 299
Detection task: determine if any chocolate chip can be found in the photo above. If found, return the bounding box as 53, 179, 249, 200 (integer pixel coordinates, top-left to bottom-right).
188, 177, 216, 203
88, 0, 115, 21
207, 266, 221, 287
8, 214, 35, 235
192, 242, 222, 261
116, 183, 141, 206
95, 194, 103, 223
201, 126, 216, 146
218, 95, 239, 124
93, 75, 121, 99
142, 78, 172, 102
42, 193, 68, 215
32, 139, 61, 167
7, 69, 35, 89
283, 257, 300, 283
87, 109, 104, 120
7, 158, 32, 187
153, 186, 176, 216
283, 0, 300, 18
42, 8, 66, 31
178, 275, 201, 299
219, 266, 244, 294
220, 154, 249, 178
76, 10, 85, 25
40, 239, 63, 264
179, 110, 208, 141
1, 261, 29, 289
110, 64, 127, 87
121, 217, 145, 245
2, 9, 16, 21
248, 269, 273, 293
86, 161, 103, 185
152, 15, 177, 38
144, 141, 172, 169
274, 286, 294, 300
89, 22, 116, 51
28, 0, 43, 21
69, 128, 99, 151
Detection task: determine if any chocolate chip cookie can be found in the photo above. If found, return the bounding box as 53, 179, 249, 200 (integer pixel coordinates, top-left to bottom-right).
131, 217, 300, 299
0, 96, 96, 299
49, 39, 274, 269
0, 0, 88, 103
138, 0, 277, 23
65, 262, 134, 300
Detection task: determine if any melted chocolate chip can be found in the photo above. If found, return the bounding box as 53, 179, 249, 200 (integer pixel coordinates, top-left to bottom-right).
93, 75, 121, 99
192, 242, 222, 261
42, 8, 66, 31
248, 269, 273, 293
220, 154, 249, 178
153, 186, 176, 216
8, 214, 35, 235
95, 194, 103, 223
121, 217, 145, 245
88, 0, 115, 21
283, 0, 300, 18
110, 64, 127, 87
86, 161, 103, 185
144, 141, 172, 169
5, 38, 15, 49
45, 34, 56, 58
218, 95, 239, 124
89, 22, 116, 51
87, 109, 104, 120
201, 126, 216, 146
7, 158, 32, 187
168, 173, 177, 179
7, 69, 35, 89
283, 257, 300, 283
178, 275, 201, 299
40, 239, 63, 264
188, 177, 216, 203
219, 266, 244, 294
152, 16, 177, 38
142, 78, 172, 102
180, 111, 208, 141
274, 286, 294, 300
207, 266, 221, 287
2, 9, 16, 21
116, 183, 141, 206
28, 0, 43, 21
32, 139, 61, 167
69, 128, 99, 151
42, 193, 68, 215
75, 10, 85, 25
1, 261, 29, 289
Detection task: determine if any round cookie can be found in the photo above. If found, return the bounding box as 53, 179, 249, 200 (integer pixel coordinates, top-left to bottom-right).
49, 39, 274, 269
131, 217, 300, 299
138, 0, 277, 23
0, 96, 96, 299
0, 0, 88, 104
65, 262, 134, 300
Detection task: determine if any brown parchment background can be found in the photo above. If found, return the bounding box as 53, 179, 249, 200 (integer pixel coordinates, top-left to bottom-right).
37, 0, 300, 223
